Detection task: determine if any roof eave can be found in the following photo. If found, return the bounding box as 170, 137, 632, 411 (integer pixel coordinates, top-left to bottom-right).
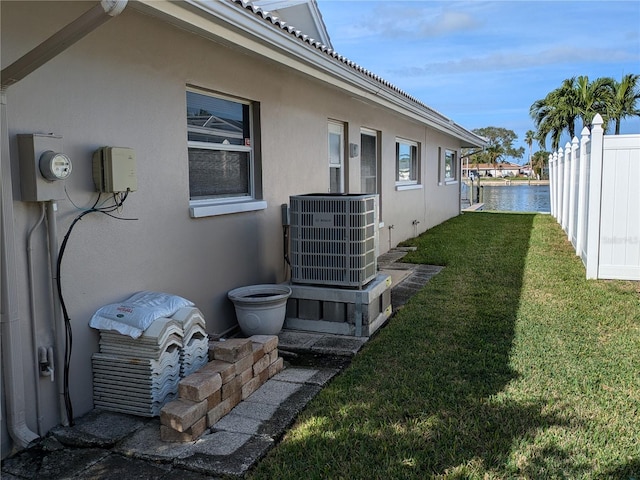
133, 0, 485, 147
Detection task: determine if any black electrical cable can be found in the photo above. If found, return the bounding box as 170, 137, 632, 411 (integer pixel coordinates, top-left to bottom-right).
282, 225, 292, 281
56, 190, 136, 425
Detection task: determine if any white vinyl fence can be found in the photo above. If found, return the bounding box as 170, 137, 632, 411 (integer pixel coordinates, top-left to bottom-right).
548, 114, 640, 281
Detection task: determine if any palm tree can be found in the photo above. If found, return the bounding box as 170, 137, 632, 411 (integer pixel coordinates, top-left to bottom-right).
531, 150, 549, 179
530, 77, 580, 150
531, 98, 568, 151
485, 143, 504, 175
574, 75, 614, 129
530, 76, 616, 150
609, 73, 640, 135
524, 129, 535, 166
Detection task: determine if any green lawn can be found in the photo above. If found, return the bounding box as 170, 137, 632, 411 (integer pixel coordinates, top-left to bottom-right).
250, 213, 640, 479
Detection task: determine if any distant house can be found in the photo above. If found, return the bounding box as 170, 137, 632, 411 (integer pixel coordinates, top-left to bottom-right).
1, 0, 484, 455
465, 162, 522, 177
519, 163, 534, 177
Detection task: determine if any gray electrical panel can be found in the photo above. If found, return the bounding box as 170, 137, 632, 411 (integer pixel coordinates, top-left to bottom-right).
18, 133, 66, 202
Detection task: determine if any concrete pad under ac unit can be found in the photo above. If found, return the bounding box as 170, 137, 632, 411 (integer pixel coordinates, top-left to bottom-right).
284, 274, 392, 337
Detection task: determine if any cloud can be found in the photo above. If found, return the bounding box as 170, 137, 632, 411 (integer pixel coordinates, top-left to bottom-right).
391, 45, 640, 77
343, 4, 481, 40
423, 11, 480, 37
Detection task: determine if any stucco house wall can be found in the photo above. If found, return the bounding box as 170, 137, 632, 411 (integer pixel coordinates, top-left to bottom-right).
1, 1, 481, 456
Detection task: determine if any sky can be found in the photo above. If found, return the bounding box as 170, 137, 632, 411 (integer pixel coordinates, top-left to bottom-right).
316, 0, 640, 164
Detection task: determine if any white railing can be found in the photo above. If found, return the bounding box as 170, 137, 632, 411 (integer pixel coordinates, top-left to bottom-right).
548, 114, 640, 280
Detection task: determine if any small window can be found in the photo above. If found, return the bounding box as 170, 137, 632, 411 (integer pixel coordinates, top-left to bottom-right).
186, 88, 264, 217
396, 139, 418, 185
328, 121, 345, 193
445, 149, 457, 182
360, 129, 379, 194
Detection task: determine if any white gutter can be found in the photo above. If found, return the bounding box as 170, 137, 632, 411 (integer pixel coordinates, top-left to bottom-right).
0, 0, 128, 451
132, 0, 485, 148
0, 89, 39, 450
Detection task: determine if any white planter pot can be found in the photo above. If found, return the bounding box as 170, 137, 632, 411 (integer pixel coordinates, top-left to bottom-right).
227, 284, 292, 336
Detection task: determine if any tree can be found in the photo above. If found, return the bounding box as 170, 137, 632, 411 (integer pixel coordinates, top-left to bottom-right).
609, 73, 640, 135
530, 76, 615, 150
525, 129, 535, 165
530, 77, 580, 150
575, 75, 614, 128
468, 127, 525, 172
531, 150, 550, 179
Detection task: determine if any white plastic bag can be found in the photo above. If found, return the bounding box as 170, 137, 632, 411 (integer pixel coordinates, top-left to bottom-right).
89, 291, 195, 338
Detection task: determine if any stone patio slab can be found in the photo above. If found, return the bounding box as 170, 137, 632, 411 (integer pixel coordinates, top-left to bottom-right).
228, 401, 279, 422
1, 446, 110, 480
51, 409, 148, 448
212, 413, 262, 435
271, 366, 320, 384
116, 421, 195, 461
277, 330, 324, 350
309, 335, 367, 355
258, 384, 322, 438
272, 366, 339, 387
72, 453, 172, 480
176, 434, 273, 477
191, 430, 253, 456
244, 380, 301, 405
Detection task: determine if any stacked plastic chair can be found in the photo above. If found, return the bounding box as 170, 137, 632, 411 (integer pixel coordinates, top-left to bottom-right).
92, 308, 208, 417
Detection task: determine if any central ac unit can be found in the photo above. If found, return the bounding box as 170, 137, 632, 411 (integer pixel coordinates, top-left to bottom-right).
289, 193, 378, 288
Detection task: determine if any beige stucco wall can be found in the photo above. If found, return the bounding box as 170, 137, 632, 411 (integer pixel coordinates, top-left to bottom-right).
1, 1, 466, 452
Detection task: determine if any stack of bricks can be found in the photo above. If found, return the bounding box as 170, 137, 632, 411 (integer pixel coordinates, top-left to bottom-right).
159, 334, 283, 442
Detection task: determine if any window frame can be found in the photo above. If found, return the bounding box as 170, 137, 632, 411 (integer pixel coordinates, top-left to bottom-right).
360, 127, 380, 195
444, 148, 458, 184
395, 137, 421, 190
186, 87, 265, 218
328, 121, 345, 193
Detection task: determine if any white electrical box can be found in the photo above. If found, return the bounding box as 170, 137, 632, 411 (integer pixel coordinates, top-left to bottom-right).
92, 147, 137, 193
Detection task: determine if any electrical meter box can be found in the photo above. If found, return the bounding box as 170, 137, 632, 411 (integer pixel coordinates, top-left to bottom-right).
18, 133, 67, 202
93, 147, 137, 193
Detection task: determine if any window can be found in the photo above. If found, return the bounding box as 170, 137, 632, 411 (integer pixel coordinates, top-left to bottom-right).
445, 149, 457, 182
186, 88, 264, 217
328, 121, 345, 193
360, 129, 379, 194
395, 138, 419, 186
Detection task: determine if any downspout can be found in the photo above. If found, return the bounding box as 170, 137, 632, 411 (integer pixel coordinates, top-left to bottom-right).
1, 0, 128, 450
1, 87, 39, 449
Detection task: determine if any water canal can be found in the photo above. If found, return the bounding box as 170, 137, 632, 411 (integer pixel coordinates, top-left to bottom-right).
465, 183, 551, 213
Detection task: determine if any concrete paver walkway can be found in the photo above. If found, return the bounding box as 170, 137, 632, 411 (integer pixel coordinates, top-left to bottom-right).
1, 250, 442, 479
2, 365, 340, 479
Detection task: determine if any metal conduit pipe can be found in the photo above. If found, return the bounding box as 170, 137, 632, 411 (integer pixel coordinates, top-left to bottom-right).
46, 201, 68, 425
1, 0, 128, 451
27, 203, 47, 435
